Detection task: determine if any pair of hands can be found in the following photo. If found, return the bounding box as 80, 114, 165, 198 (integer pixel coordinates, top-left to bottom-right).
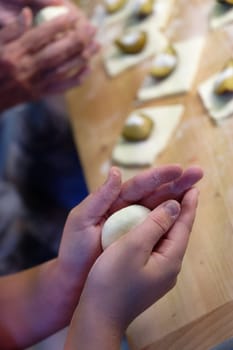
0, 0, 99, 112
58, 164, 203, 335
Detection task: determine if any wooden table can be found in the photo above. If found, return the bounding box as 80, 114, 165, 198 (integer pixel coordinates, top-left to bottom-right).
66, 1, 233, 349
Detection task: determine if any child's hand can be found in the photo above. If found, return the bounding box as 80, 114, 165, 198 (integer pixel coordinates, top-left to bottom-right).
69, 188, 199, 336
57, 165, 202, 292
110, 165, 203, 213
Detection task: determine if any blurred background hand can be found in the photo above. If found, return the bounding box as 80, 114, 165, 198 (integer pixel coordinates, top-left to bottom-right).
0, 0, 99, 111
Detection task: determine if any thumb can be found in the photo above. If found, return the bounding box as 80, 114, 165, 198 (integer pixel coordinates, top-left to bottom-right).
127, 200, 181, 260
69, 167, 122, 228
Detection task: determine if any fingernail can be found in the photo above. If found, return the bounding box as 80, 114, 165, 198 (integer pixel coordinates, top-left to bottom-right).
164, 201, 180, 218
105, 167, 119, 185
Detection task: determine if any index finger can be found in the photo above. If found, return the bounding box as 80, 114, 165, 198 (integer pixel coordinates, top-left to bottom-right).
110, 165, 183, 213
140, 166, 203, 209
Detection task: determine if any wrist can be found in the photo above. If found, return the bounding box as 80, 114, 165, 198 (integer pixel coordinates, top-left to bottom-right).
65, 293, 123, 350
46, 259, 84, 323
53, 258, 84, 298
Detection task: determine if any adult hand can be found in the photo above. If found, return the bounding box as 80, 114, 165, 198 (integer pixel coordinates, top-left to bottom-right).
0, 1, 99, 111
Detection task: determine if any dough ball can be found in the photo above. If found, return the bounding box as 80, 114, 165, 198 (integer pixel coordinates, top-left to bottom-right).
101, 204, 151, 250
35, 6, 69, 25
115, 30, 147, 54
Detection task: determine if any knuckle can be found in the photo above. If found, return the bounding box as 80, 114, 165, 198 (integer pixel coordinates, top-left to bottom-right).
149, 212, 172, 234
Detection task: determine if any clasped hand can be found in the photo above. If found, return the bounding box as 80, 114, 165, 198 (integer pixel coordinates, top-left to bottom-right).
0, 0, 99, 111
59, 165, 203, 333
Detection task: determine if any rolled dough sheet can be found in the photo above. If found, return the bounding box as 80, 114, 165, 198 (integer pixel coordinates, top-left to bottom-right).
103, 19, 167, 77
92, 0, 175, 29
198, 74, 233, 122
152, 0, 176, 30
112, 105, 184, 166
210, 3, 233, 30
137, 36, 205, 102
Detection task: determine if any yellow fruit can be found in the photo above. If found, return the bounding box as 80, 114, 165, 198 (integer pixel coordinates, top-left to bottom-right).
150, 45, 177, 79
214, 59, 233, 95
122, 113, 154, 141
217, 0, 233, 5
137, 0, 155, 18
115, 30, 147, 54
105, 0, 127, 14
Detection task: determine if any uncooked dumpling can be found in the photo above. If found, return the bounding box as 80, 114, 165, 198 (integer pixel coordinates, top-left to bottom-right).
150, 45, 178, 79
101, 205, 150, 249
122, 113, 154, 141
115, 30, 147, 54
214, 59, 233, 95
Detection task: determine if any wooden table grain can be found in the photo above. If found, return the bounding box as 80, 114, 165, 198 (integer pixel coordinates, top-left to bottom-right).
67, 1, 233, 349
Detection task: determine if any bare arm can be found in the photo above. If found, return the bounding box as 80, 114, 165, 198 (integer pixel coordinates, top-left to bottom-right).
0, 259, 84, 349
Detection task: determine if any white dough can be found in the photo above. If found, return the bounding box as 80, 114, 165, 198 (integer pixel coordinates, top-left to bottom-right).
112, 105, 184, 166
151, 0, 176, 30
137, 36, 205, 102
35, 6, 69, 25
210, 3, 233, 30
198, 73, 233, 122
152, 53, 177, 70
103, 19, 167, 77
119, 31, 143, 45
125, 114, 145, 126
101, 205, 150, 249
214, 67, 233, 91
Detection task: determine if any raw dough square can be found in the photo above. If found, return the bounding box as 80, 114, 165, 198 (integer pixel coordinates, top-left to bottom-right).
210, 3, 233, 30
151, 0, 176, 30
137, 36, 205, 102
103, 19, 167, 77
198, 74, 233, 122
112, 105, 184, 166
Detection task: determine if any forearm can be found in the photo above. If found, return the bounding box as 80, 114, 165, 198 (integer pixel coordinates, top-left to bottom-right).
0, 259, 83, 349
64, 297, 122, 350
